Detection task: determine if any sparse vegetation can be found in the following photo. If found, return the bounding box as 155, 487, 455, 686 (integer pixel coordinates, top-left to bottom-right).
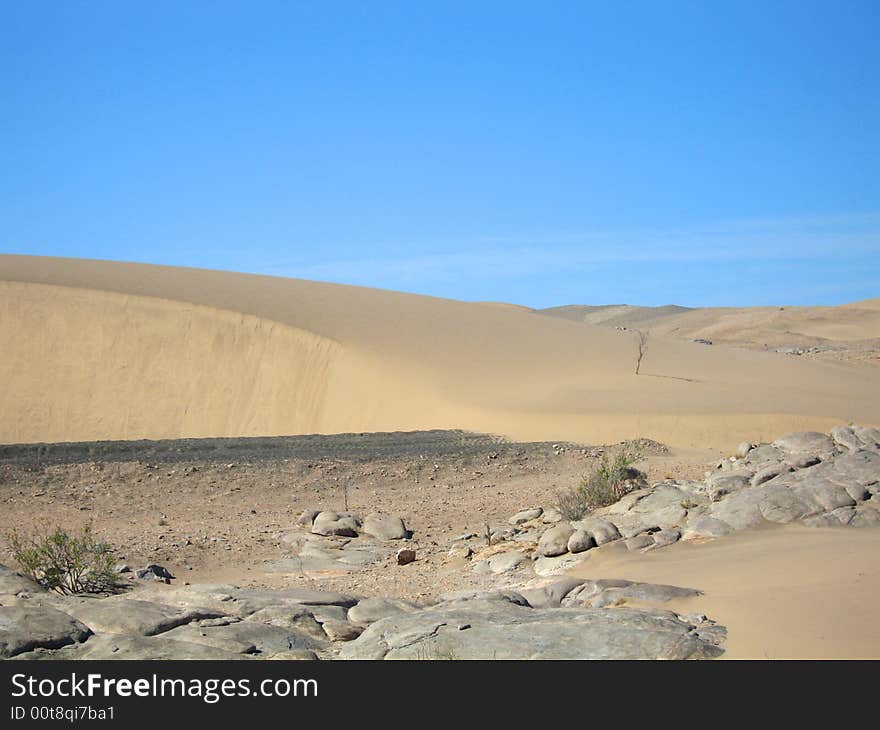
7, 521, 119, 595
555, 444, 645, 519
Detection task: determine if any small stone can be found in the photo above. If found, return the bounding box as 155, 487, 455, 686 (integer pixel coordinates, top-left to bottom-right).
136, 564, 175, 583
396, 548, 416, 566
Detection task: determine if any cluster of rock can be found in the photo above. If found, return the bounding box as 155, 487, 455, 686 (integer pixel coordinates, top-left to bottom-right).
264, 510, 415, 575
453, 425, 880, 579
0, 565, 724, 660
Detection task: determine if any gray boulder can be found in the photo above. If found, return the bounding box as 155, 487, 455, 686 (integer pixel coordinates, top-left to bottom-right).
518, 578, 585, 608
297, 508, 321, 526
682, 515, 733, 541
0, 605, 92, 658
361, 513, 410, 541
537, 524, 575, 557
338, 600, 724, 660
311, 511, 360, 538
567, 529, 595, 554
772, 431, 836, 458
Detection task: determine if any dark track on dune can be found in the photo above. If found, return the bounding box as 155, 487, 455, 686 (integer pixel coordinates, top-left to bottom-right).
0, 430, 587, 466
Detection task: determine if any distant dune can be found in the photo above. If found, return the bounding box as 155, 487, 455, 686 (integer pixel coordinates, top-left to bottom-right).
538, 301, 880, 350
1, 254, 878, 449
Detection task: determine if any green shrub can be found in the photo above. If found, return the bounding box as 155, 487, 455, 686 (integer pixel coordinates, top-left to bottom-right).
555, 445, 645, 519
7, 521, 119, 595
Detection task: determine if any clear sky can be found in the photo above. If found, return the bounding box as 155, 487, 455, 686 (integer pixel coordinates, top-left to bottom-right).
2, 1, 878, 308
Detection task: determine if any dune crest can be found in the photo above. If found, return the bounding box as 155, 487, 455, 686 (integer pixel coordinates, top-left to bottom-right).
1, 255, 878, 448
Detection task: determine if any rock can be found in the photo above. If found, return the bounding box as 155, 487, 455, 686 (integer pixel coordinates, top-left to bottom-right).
311, 511, 360, 538
572, 518, 621, 545
682, 515, 733, 541
396, 548, 416, 566
851, 508, 880, 527
119, 584, 358, 617
625, 534, 654, 551
243, 606, 327, 641
648, 528, 681, 549
509, 508, 543, 525
532, 553, 586, 576
348, 597, 416, 625
55, 633, 249, 660
772, 431, 836, 457
0, 564, 44, 603
474, 551, 530, 575
787, 454, 821, 469
541, 507, 565, 524
567, 529, 595, 554
583, 582, 701, 608
751, 463, 793, 486
537, 523, 575, 557
161, 621, 319, 654
338, 599, 724, 660
518, 578, 585, 608
113, 563, 131, 574
136, 564, 175, 583
322, 619, 363, 642
60, 597, 223, 637
266, 538, 386, 574
737, 442, 753, 458
803, 507, 855, 527
853, 426, 880, 450
0, 606, 92, 658
437, 590, 529, 606
706, 474, 751, 501
361, 513, 410, 541
745, 444, 786, 466
297, 508, 321, 526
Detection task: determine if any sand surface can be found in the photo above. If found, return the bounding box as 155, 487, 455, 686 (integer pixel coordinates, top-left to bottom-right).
571, 524, 880, 659
1, 254, 878, 449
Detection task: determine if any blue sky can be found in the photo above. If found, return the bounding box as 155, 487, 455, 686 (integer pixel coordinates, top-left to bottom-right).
2, 1, 877, 307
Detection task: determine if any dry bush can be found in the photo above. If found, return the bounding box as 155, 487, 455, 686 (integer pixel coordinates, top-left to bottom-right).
7, 521, 120, 595
555, 445, 645, 519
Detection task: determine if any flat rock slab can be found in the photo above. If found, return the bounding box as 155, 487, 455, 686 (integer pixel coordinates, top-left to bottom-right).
473, 550, 531, 575
54, 633, 250, 660
0, 565, 45, 603
119, 584, 358, 617
348, 597, 417, 625
160, 621, 319, 654
266, 543, 386, 575
0, 605, 92, 658
58, 597, 223, 637
338, 600, 724, 660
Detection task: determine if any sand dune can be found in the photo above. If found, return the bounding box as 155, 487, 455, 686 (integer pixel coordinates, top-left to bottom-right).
1, 254, 878, 448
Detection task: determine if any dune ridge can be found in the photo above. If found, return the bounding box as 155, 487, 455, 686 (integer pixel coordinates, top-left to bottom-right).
1, 254, 878, 449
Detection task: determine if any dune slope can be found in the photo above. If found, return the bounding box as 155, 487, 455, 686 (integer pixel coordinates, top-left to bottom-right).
1, 255, 878, 448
